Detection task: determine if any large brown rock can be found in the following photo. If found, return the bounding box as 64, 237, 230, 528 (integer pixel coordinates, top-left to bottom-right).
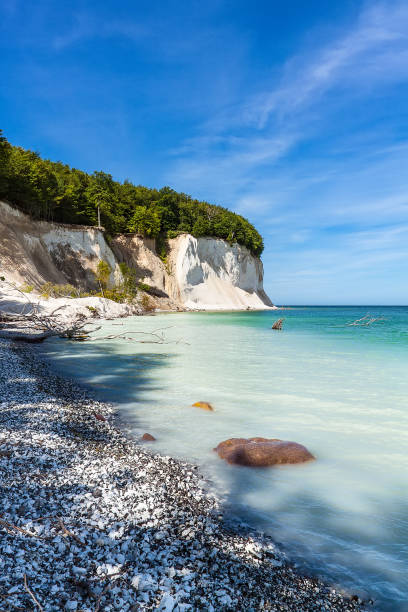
214, 437, 315, 467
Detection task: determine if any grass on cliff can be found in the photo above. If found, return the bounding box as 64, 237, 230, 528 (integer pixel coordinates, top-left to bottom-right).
37, 262, 155, 306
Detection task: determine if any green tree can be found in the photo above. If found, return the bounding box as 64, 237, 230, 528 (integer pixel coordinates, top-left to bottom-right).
127, 206, 161, 237
0, 131, 264, 257
96, 260, 111, 294
0, 129, 11, 195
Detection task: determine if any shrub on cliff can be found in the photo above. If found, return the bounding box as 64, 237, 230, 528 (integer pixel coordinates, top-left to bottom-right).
0, 130, 264, 257
40, 283, 86, 299
95, 260, 111, 291
119, 263, 138, 297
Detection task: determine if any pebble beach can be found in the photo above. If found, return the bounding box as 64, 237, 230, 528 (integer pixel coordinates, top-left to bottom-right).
0, 339, 368, 612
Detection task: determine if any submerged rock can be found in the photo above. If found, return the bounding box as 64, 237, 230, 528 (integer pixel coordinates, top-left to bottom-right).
214, 437, 315, 467
192, 401, 214, 412
141, 433, 156, 441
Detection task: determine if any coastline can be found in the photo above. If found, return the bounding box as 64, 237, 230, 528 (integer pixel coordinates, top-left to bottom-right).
0, 338, 368, 611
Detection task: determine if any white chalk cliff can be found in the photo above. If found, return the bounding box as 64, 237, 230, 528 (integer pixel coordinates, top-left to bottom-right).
0, 200, 122, 290
0, 200, 273, 311
167, 235, 273, 310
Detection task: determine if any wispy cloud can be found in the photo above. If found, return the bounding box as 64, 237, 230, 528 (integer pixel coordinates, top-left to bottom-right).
168, 1, 408, 179
162, 1, 408, 303
52, 14, 148, 50
251, 2, 408, 128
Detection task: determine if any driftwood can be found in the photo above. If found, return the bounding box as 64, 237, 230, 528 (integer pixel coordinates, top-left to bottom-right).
271, 318, 284, 330
24, 574, 44, 612
0, 310, 100, 343
0, 281, 185, 345
0, 280, 99, 343
346, 313, 386, 327
89, 326, 189, 345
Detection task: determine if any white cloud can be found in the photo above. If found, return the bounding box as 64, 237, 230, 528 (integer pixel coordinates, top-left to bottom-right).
250, 2, 408, 128
167, 0, 408, 175
163, 2, 408, 303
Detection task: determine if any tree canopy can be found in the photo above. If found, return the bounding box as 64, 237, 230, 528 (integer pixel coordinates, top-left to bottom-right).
0, 131, 264, 257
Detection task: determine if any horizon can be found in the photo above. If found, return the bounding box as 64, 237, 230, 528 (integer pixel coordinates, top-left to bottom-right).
1, 1, 408, 304
278, 304, 408, 307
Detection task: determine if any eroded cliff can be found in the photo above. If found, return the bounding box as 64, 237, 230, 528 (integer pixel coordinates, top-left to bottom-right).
0, 200, 122, 290
0, 200, 273, 311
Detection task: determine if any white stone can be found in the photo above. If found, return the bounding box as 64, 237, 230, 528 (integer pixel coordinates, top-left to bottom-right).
159, 593, 176, 611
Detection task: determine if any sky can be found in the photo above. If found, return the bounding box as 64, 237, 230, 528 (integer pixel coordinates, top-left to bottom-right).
1, 0, 408, 304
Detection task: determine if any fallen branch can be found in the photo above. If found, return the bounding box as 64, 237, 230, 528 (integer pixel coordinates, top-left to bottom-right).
23, 574, 44, 612
0, 279, 100, 342
346, 313, 386, 327
0, 517, 41, 538
87, 327, 188, 345
56, 519, 84, 546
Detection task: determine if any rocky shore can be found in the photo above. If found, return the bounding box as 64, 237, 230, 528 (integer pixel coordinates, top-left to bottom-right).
0, 339, 368, 611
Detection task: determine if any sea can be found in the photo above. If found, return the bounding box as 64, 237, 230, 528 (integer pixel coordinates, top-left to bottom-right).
40, 306, 408, 611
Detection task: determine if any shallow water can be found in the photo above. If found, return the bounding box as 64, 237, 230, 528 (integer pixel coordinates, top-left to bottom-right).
41, 307, 408, 610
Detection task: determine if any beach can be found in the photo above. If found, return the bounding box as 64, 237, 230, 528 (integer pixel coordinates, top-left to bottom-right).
0, 338, 366, 611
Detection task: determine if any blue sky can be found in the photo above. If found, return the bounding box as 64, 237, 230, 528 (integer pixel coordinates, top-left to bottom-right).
1, 0, 408, 304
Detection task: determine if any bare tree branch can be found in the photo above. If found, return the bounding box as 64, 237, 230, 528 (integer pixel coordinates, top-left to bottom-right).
0, 280, 99, 342
23, 574, 44, 612
346, 313, 386, 326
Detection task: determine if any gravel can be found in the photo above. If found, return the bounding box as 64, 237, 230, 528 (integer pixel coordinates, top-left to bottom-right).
0, 339, 370, 611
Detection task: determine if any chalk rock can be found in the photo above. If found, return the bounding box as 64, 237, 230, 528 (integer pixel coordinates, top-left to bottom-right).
214, 437, 315, 467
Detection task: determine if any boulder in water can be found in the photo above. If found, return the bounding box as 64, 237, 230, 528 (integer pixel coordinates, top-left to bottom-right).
214, 437, 314, 467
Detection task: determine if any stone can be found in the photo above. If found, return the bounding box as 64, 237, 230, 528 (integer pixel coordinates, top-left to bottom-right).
141, 433, 156, 441
192, 401, 214, 412
214, 437, 315, 467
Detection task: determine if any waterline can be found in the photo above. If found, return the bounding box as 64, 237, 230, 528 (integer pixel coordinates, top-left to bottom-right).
40, 307, 408, 610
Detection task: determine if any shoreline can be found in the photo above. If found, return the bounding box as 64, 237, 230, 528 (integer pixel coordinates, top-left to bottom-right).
0, 338, 369, 611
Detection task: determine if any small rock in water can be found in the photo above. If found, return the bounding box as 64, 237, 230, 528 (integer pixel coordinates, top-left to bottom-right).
141, 432, 156, 441
192, 401, 214, 412
94, 412, 106, 421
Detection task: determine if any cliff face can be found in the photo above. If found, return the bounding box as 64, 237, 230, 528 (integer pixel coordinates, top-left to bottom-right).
167, 235, 273, 310
0, 200, 273, 310
0, 200, 122, 290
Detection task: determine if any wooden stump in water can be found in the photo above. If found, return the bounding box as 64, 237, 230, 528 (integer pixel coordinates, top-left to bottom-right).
271, 318, 284, 330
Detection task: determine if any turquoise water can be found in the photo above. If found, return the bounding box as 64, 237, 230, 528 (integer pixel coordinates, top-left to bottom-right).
41, 307, 408, 610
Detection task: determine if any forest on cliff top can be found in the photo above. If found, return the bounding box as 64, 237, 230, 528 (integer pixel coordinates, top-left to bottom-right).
0, 131, 263, 257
